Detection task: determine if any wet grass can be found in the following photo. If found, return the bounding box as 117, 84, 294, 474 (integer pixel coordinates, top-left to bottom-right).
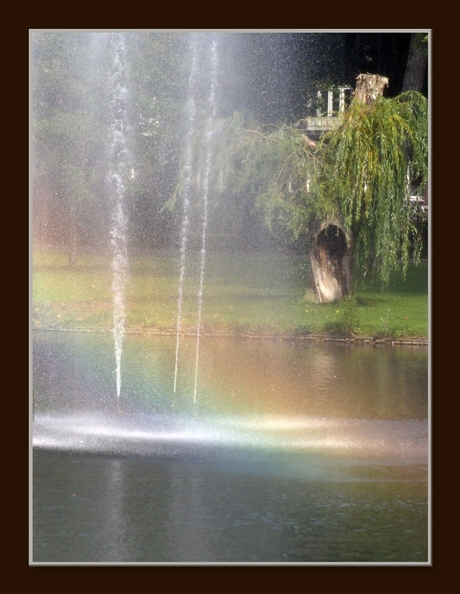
32, 249, 428, 338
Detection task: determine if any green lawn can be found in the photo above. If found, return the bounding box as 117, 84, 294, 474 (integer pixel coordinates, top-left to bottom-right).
32, 249, 428, 339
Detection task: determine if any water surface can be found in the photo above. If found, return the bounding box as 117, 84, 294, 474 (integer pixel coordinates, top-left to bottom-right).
32, 331, 428, 564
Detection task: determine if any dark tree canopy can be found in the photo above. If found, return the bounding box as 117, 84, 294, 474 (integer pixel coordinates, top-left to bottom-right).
402, 33, 428, 93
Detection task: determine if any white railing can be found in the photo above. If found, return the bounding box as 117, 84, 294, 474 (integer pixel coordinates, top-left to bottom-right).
303, 86, 353, 132
315, 87, 353, 117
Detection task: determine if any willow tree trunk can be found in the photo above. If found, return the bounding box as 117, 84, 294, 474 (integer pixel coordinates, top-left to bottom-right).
309, 222, 353, 303
309, 73, 388, 302
353, 73, 389, 103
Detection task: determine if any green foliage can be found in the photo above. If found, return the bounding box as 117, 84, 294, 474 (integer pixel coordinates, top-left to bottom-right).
32, 32, 112, 253
213, 113, 322, 246
338, 295, 360, 336
221, 90, 428, 289
321, 296, 360, 336
318, 91, 428, 285
32, 32, 189, 253
128, 33, 187, 187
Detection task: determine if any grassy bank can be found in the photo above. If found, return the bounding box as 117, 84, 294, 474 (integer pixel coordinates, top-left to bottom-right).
32, 249, 428, 339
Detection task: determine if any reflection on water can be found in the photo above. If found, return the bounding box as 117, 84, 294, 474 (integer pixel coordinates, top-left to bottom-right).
33, 332, 428, 419
32, 331, 428, 564
34, 450, 428, 563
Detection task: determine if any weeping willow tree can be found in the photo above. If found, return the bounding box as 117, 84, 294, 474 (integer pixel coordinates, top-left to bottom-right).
211, 111, 319, 241
217, 76, 428, 302
317, 87, 428, 293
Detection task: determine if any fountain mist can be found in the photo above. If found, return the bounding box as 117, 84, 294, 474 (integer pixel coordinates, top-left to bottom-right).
107, 34, 130, 403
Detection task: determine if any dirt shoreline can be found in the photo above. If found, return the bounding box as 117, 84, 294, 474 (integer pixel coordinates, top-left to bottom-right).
32, 325, 428, 346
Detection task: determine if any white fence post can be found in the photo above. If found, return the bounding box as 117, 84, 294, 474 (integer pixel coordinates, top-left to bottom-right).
327, 90, 333, 117
338, 87, 346, 112
316, 90, 322, 117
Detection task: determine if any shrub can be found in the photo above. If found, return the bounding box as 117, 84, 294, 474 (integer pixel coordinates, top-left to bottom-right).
338, 295, 360, 336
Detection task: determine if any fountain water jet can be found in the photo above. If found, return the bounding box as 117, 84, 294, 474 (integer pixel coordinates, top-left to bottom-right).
174, 33, 219, 402
193, 34, 218, 403
173, 34, 198, 394
107, 33, 131, 404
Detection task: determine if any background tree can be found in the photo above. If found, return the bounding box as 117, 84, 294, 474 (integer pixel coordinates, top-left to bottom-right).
32, 32, 109, 266
402, 33, 428, 93
126, 33, 187, 251
32, 32, 188, 263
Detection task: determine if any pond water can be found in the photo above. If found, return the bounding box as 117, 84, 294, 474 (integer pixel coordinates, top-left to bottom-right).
32, 331, 429, 564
